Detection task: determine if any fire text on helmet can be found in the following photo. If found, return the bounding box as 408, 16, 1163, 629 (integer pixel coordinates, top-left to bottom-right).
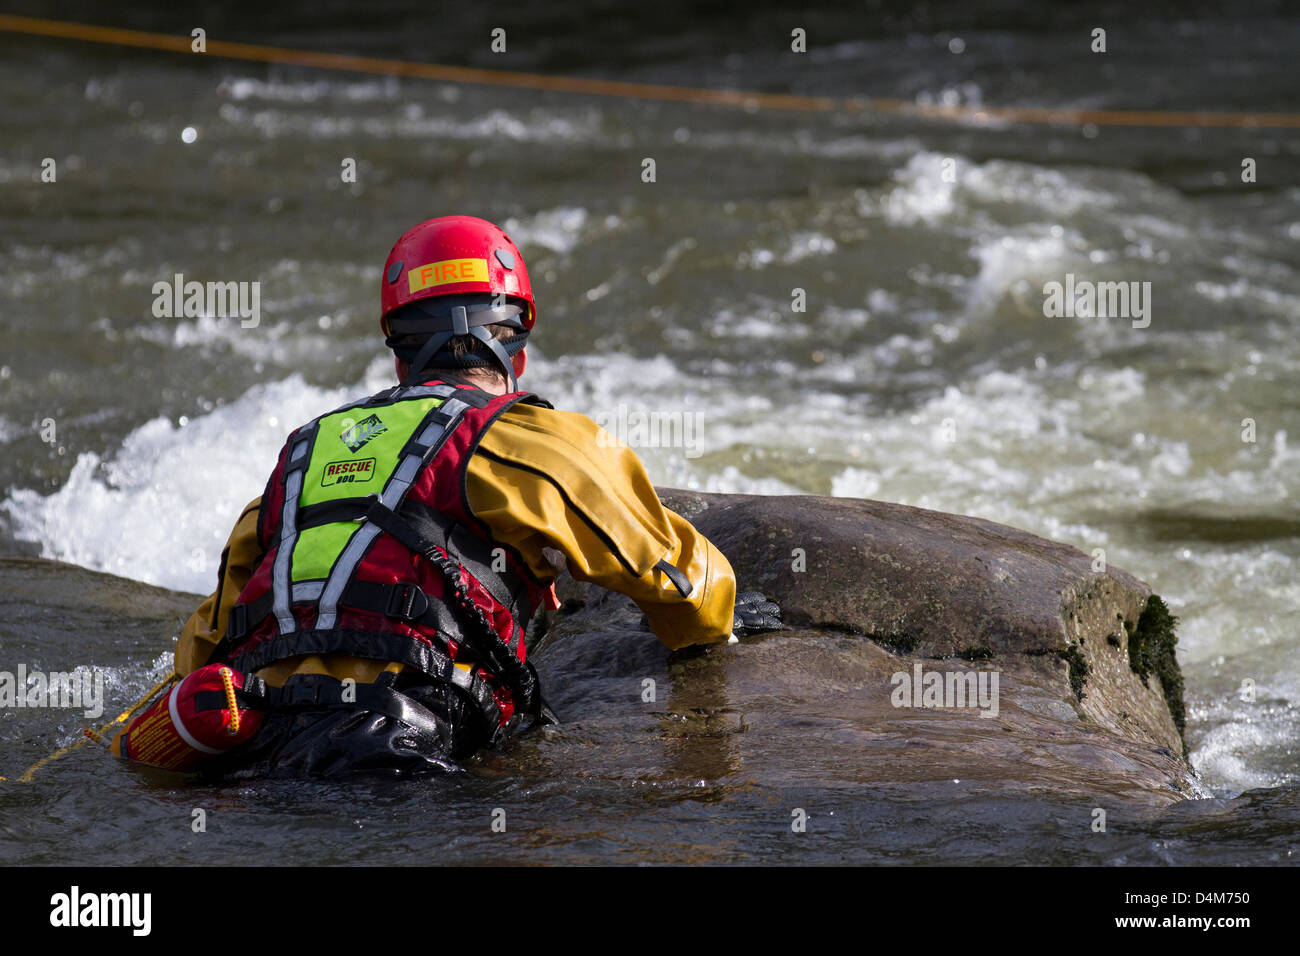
408, 258, 489, 293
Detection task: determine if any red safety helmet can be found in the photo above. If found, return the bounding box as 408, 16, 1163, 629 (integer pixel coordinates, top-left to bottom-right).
379, 215, 536, 336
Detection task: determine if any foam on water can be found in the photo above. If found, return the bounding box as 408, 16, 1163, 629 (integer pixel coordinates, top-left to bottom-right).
502, 207, 591, 255
218, 75, 405, 104
737, 231, 839, 270
0, 349, 796, 594
211, 96, 602, 144
879, 152, 966, 225
964, 229, 1075, 317
868, 150, 1126, 230
1190, 682, 1300, 793
2, 360, 388, 592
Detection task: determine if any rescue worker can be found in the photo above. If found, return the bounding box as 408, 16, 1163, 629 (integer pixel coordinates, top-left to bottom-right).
121, 215, 781, 778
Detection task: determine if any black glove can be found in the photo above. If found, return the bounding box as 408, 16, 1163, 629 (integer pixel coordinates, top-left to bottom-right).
732, 590, 783, 635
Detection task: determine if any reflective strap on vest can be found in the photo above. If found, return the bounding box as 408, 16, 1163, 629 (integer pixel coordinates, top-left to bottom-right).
314, 395, 470, 631
272, 424, 318, 634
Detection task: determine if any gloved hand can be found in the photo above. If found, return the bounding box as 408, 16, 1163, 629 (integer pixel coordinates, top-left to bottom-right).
732, 590, 783, 637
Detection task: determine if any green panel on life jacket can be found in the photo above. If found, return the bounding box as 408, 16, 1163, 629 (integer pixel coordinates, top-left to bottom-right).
292, 523, 363, 582
289, 395, 446, 583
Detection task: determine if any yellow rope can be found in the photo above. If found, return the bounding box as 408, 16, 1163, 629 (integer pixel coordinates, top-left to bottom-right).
219, 666, 240, 735
2, 671, 179, 783
0, 13, 1297, 128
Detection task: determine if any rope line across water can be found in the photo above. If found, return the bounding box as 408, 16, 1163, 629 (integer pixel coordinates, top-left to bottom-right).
1, 13, 1297, 129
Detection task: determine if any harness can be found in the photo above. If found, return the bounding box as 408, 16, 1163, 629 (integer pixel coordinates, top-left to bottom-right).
211, 379, 555, 745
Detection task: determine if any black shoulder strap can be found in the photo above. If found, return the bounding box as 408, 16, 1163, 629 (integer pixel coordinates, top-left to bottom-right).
515, 391, 553, 409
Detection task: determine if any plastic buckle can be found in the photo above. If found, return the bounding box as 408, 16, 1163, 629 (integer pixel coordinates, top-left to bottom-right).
241, 673, 268, 701
355, 492, 380, 523
284, 678, 331, 708
386, 582, 429, 621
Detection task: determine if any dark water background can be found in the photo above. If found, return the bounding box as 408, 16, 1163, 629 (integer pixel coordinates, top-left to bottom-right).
0, 0, 1297, 863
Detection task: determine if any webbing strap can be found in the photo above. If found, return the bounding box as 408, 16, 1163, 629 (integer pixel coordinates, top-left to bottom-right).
369, 500, 530, 625
468, 324, 519, 392
215, 581, 321, 662
654, 558, 694, 598
294, 500, 526, 620
297, 498, 369, 530
221, 577, 441, 656
295, 498, 530, 621
272, 426, 317, 634
396, 383, 490, 405
394, 301, 527, 390
226, 630, 504, 735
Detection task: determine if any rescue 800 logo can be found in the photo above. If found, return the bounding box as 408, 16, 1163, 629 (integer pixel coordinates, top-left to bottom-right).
321, 457, 376, 486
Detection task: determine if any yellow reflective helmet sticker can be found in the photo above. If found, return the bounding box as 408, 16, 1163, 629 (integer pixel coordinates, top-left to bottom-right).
407, 258, 489, 293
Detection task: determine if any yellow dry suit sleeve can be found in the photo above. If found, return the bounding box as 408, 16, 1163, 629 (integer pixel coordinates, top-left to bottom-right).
465, 402, 737, 651
175, 497, 263, 677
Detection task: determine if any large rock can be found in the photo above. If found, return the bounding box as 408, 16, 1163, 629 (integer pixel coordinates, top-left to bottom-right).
522, 488, 1193, 805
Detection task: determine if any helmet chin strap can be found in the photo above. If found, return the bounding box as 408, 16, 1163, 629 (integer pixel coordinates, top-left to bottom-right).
467, 324, 518, 392
399, 304, 519, 391
400, 330, 454, 387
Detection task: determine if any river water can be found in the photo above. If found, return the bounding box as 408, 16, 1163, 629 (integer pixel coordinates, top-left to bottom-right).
0, 1, 1297, 864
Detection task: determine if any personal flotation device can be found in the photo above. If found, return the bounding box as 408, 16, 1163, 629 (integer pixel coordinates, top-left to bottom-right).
207, 377, 557, 744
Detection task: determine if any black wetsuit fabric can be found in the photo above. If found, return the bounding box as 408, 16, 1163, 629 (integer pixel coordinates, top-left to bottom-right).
199, 675, 490, 780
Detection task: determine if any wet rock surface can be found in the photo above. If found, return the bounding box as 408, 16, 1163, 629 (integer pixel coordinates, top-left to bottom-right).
523, 488, 1194, 805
